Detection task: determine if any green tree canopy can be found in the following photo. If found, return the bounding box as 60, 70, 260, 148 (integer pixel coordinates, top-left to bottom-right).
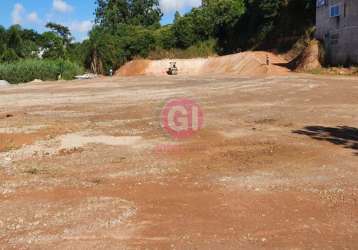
46, 22, 73, 45
39, 31, 66, 59
130, 0, 162, 27
7, 25, 24, 57
94, 0, 162, 29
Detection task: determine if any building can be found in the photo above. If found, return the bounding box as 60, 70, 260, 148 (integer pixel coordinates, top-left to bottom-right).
316, 0, 358, 65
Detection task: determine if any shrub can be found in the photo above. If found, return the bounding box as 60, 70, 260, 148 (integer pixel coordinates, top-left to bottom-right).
148, 40, 216, 59
0, 59, 83, 84
153, 26, 176, 49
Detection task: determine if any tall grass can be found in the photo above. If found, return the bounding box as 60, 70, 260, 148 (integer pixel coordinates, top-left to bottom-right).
0, 59, 84, 84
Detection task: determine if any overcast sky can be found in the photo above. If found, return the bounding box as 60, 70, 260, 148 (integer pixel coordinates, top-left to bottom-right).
0, 0, 201, 41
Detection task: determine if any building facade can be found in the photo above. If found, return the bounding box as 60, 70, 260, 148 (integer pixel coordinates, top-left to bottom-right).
316, 0, 358, 65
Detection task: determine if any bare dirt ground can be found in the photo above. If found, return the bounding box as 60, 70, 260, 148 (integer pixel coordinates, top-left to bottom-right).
0, 74, 358, 249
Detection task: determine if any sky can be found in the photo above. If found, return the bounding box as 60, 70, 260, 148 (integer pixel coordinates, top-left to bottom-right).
0, 0, 201, 41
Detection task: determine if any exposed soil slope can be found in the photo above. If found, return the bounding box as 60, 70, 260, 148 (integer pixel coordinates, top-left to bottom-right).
290, 40, 323, 72
117, 51, 290, 77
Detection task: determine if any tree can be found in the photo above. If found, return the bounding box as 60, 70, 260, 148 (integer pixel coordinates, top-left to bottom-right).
190, 7, 214, 41
1, 49, 19, 62
87, 26, 126, 74
0, 25, 43, 62
125, 26, 156, 57
154, 26, 176, 49
174, 11, 181, 23
208, 0, 245, 30
0, 26, 6, 44
67, 41, 91, 67
130, 0, 162, 27
45, 22, 72, 46
40, 32, 66, 59
172, 15, 196, 48
0, 26, 6, 57
264, 0, 316, 50
171, 6, 213, 49
7, 25, 24, 57
0, 43, 5, 59
95, 0, 130, 29
21, 29, 41, 43
94, 0, 162, 29
87, 24, 156, 74
207, 0, 246, 54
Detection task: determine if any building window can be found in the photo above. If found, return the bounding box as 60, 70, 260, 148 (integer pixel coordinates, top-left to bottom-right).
330, 5, 340, 17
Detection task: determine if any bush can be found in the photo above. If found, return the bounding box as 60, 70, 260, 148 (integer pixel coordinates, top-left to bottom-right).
1, 49, 19, 62
0, 59, 84, 84
148, 39, 216, 59
153, 26, 176, 49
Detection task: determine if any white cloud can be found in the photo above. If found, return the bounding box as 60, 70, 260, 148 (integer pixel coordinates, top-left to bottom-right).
53, 0, 73, 13
159, 0, 201, 14
70, 20, 93, 33
11, 3, 25, 24
27, 12, 40, 23
12, 4, 41, 25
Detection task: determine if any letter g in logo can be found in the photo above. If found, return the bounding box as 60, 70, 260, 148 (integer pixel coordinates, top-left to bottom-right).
161, 98, 204, 139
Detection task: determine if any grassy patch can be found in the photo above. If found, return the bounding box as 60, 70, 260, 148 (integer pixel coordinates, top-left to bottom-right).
0, 59, 84, 84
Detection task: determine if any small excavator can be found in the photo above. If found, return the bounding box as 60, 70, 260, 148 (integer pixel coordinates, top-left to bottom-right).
167, 62, 178, 75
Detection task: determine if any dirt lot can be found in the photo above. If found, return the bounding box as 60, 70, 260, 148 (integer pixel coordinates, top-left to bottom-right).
0, 74, 358, 249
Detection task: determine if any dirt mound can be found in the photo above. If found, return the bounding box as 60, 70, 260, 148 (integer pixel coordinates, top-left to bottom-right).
290, 40, 322, 72
116, 52, 290, 77
118, 60, 151, 76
